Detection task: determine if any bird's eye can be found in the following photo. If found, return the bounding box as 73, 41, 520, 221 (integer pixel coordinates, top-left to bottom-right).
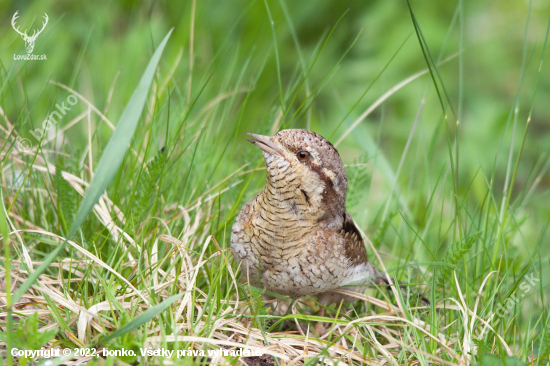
297, 151, 310, 161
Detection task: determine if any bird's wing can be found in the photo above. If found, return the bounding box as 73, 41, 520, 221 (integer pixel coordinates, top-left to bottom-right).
337, 210, 368, 267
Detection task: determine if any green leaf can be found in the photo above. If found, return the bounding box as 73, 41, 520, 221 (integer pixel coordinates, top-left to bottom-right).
11, 29, 173, 305
0, 312, 57, 352
474, 339, 492, 359
94, 293, 183, 346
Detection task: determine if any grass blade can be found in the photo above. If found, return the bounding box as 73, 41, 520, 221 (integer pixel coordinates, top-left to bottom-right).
93, 293, 183, 346
11, 29, 174, 305
67, 28, 173, 241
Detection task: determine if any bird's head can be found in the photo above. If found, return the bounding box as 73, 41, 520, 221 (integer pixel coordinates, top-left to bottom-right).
247, 129, 347, 224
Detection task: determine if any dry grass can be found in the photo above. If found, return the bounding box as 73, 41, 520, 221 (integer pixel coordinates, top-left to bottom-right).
1, 3, 548, 364
1, 130, 525, 364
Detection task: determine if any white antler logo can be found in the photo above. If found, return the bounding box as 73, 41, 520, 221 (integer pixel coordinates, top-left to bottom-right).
11, 11, 49, 54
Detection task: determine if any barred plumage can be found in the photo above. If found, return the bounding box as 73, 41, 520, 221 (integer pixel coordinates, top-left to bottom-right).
231, 129, 380, 304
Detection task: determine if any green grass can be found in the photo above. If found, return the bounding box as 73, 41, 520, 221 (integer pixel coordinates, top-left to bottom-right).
1, 0, 549, 365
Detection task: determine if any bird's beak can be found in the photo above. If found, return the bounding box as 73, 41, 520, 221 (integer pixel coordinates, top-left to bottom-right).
246, 133, 284, 156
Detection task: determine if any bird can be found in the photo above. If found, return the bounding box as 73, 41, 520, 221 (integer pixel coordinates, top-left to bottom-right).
231, 129, 423, 314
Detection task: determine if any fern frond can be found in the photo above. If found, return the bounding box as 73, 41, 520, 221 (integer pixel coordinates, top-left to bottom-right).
346, 153, 369, 208
435, 231, 482, 288
54, 160, 77, 233
132, 148, 167, 224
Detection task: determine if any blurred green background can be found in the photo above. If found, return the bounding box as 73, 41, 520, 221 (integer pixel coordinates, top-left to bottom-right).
2, 0, 549, 262
3, 2, 549, 172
